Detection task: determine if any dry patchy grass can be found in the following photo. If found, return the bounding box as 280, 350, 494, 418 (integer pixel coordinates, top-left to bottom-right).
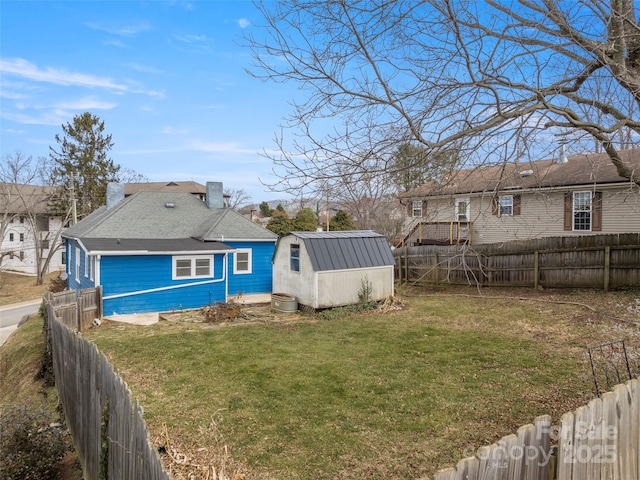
0, 271, 62, 306
83, 286, 640, 480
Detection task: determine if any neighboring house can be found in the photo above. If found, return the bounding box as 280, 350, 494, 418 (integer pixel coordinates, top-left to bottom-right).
272, 230, 395, 310
398, 149, 640, 246
0, 183, 66, 275
124, 181, 207, 201
62, 182, 278, 315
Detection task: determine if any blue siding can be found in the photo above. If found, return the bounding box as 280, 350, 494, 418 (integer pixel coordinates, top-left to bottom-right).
65, 239, 96, 290
226, 241, 276, 295
100, 254, 227, 314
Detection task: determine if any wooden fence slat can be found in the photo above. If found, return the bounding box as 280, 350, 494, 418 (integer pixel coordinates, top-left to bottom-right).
394, 233, 640, 289
614, 383, 633, 479
558, 411, 574, 480
602, 391, 619, 480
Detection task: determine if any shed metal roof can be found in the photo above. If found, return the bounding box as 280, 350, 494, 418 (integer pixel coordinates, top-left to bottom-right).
290, 230, 395, 271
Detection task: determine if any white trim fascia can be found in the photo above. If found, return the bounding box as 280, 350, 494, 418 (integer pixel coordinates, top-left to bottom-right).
85, 249, 234, 256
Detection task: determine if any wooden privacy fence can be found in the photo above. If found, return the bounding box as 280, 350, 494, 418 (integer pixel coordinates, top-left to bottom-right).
395, 234, 640, 290
43, 287, 102, 331
44, 298, 170, 480
435, 378, 640, 480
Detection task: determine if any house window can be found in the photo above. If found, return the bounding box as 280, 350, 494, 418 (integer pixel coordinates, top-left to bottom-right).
573, 191, 592, 231
19, 216, 24, 224
499, 196, 513, 216
62, 251, 66, 266
19, 233, 24, 242
9, 251, 14, 259
455, 198, 470, 221
19, 251, 24, 261
9, 233, 13, 242
564, 191, 602, 232
412, 201, 422, 217
234, 249, 252, 274
290, 244, 300, 272
172, 256, 213, 279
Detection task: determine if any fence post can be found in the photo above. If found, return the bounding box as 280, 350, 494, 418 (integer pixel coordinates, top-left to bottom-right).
534, 250, 539, 290
603, 246, 610, 292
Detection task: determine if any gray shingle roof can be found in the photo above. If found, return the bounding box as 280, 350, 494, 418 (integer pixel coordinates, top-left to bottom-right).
63, 191, 277, 248
290, 230, 395, 271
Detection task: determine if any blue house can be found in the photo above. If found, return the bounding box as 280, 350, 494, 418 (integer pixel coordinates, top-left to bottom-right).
62, 182, 278, 315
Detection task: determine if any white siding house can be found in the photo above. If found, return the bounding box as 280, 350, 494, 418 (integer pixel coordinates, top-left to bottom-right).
0, 183, 66, 275
272, 231, 395, 310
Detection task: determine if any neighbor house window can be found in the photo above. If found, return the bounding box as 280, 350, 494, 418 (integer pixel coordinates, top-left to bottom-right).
408, 200, 427, 217
455, 198, 470, 221
492, 195, 521, 217
573, 191, 592, 231
290, 244, 300, 272
172, 256, 213, 279
19, 233, 24, 242
564, 191, 602, 232
19, 251, 24, 261
499, 196, 513, 216
234, 249, 252, 274
412, 201, 422, 217
9, 233, 13, 242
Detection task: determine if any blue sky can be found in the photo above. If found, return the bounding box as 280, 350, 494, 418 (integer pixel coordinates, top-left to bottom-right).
0, 1, 296, 203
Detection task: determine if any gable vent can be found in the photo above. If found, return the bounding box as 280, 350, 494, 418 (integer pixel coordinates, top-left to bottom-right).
165, 202, 175, 208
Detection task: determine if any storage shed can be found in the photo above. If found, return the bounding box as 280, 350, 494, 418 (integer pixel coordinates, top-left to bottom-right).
272, 230, 395, 310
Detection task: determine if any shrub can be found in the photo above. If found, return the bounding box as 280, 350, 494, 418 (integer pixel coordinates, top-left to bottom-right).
0, 403, 69, 480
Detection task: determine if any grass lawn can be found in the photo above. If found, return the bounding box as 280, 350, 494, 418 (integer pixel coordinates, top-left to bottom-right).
0, 271, 62, 306
83, 287, 640, 479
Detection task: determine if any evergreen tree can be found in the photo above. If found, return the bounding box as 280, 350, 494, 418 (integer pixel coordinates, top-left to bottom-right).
49, 112, 119, 219
293, 207, 318, 231
259, 201, 273, 217
266, 208, 292, 236
329, 210, 357, 231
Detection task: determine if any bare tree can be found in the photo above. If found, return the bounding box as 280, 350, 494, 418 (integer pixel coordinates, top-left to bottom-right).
0, 153, 71, 284
224, 188, 252, 210
246, 0, 640, 196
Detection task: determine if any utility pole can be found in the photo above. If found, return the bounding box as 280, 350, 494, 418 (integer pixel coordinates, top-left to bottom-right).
69, 173, 77, 225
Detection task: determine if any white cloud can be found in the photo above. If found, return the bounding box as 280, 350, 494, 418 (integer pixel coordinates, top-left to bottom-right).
0, 58, 128, 91
238, 18, 251, 28
84, 22, 151, 37
173, 34, 208, 44
53, 97, 117, 111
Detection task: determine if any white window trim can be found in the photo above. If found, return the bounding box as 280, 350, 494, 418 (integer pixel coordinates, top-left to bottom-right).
455, 197, 470, 221
573, 191, 592, 232
172, 255, 214, 280
84, 251, 89, 278
233, 249, 252, 274
75, 247, 80, 283
499, 195, 513, 216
